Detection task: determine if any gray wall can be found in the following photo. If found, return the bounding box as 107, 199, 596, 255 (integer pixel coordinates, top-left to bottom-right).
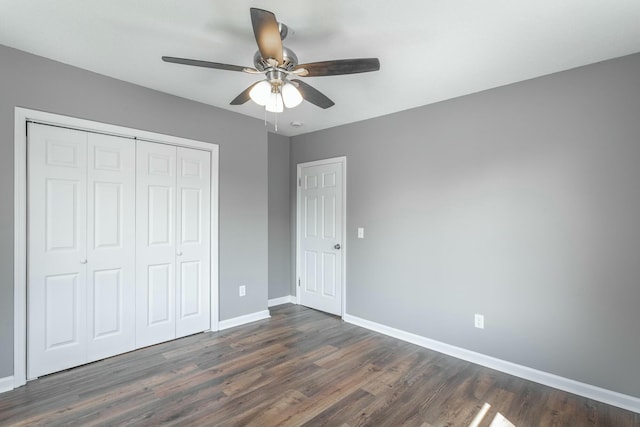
268, 132, 291, 299
291, 52, 640, 398
0, 44, 269, 378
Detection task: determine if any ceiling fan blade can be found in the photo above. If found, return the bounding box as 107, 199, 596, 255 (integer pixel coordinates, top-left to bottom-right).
162, 56, 257, 73
291, 79, 335, 109
250, 8, 283, 65
294, 58, 380, 77
230, 82, 261, 105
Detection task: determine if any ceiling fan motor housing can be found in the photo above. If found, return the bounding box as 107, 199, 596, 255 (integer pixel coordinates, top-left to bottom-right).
253, 46, 298, 72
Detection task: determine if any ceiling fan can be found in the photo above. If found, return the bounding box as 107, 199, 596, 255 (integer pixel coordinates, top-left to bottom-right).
162, 8, 380, 112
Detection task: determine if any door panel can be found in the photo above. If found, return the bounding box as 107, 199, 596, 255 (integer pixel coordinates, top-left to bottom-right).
148, 263, 173, 324
136, 141, 177, 347
323, 194, 336, 239
322, 253, 337, 297
304, 251, 318, 292
180, 261, 201, 317
92, 269, 122, 338
148, 186, 173, 245
44, 273, 80, 348
46, 179, 80, 251
298, 160, 344, 316
305, 196, 318, 237
28, 123, 88, 378
175, 147, 211, 337
181, 188, 201, 243
93, 182, 122, 248
86, 133, 135, 361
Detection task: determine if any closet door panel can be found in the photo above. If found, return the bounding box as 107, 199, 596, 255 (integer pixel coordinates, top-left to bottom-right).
86, 133, 136, 362
136, 141, 177, 347
28, 123, 88, 378
176, 147, 211, 337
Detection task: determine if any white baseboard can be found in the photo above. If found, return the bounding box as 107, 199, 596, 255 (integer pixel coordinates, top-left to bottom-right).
0, 376, 14, 394
268, 295, 296, 307
218, 310, 271, 331
343, 314, 640, 414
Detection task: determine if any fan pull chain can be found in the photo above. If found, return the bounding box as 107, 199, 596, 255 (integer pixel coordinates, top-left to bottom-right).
274, 110, 278, 132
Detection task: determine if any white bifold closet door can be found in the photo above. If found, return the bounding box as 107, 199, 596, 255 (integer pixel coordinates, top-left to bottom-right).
135, 140, 211, 347
27, 123, 136, 379
28, 124, 212, 379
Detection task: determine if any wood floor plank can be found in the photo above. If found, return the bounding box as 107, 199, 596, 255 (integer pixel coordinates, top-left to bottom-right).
1, 304, 638, 426
299, 389, 376, 427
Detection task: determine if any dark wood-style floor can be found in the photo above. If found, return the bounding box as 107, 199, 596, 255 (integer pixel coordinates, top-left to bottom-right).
1, 304, 638, 426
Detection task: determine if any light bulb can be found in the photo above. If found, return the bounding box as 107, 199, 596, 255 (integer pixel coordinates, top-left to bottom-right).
265, 92, 284, 113
249, 80, 271, 106
282, 82, 303, 108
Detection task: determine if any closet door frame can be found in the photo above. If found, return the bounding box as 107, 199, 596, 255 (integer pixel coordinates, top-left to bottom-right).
13, 107, 219, 388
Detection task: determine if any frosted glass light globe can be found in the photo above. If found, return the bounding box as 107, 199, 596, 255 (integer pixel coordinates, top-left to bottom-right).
282, 82, 303, 108
265, 92, 284, 113
249, 80, 272, 106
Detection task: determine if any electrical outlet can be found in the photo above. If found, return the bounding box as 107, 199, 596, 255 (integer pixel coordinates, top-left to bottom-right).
239, 285, 246, 297
474, 314, 484, 329
357, 227, 365, 239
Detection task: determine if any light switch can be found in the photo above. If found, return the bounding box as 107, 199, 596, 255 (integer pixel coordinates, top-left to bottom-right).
357, 227, 364, 239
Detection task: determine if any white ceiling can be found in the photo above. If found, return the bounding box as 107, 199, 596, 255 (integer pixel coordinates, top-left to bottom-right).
1, 1, 640, 136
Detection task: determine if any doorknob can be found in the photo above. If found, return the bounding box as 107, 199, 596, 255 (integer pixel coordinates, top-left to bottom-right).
80, 259, 87, 264
334, 244, 341, 250
177, 251, 183, 256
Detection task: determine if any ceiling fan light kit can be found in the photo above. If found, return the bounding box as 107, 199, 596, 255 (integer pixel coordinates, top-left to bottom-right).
162, 7, 380, 123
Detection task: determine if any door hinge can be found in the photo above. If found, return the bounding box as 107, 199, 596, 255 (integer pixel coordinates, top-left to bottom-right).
298, 177, 301, 187
298, 278, 300, 287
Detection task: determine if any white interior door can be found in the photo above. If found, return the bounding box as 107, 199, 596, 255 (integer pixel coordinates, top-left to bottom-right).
176, 147, 211, 337
297, 158, 345, 316
136, 141, 177, 347
86, 133, 136, 361
27, 123, 88, 378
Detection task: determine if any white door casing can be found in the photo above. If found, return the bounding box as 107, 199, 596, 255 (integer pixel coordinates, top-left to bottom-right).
297, 157, 346, 316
